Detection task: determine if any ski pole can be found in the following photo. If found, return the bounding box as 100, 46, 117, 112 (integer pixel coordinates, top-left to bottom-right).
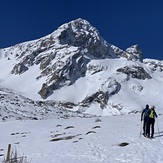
139, 120, 142, 138
156, 118, 160, 136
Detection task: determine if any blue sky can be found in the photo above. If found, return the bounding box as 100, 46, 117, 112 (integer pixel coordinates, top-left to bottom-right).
0, 0, 163, 60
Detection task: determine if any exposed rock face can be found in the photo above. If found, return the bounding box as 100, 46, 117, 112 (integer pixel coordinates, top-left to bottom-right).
11, 63, 28, 74
143, 60, 163, 72
1, 18, 163, 117
100, 78, 121, 96
38, 83, 53, 99
3, 18, 118, 99
87, 63, 108, 75
117, 66, 151, 80
80, 91, 109, 109
58, 18, 116, 59
111, 44, 142, 61
110, 45, 123, 56
130, 84, 143, 93
124, 45, 143, 61
78, 78, 120, 110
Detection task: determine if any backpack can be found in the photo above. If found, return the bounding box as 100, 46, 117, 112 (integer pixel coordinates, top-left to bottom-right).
144, 108, 150, 118
149, 110, 155, 119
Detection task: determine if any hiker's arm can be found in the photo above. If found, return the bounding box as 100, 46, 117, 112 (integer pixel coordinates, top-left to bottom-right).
141, 110, 144, 121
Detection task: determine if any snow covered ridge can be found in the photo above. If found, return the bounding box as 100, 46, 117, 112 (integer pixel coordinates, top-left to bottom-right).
0, 86, 93, 121
0, 18, 163, 118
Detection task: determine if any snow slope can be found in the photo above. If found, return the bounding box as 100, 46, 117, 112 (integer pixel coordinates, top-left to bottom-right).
0, 112, 163, 163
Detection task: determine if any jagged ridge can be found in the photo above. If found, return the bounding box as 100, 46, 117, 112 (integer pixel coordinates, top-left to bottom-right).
1, 18, 162, 118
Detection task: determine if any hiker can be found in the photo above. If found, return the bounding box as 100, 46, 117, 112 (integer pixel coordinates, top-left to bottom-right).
141, 104, 150, 136
147, 106, 158, 138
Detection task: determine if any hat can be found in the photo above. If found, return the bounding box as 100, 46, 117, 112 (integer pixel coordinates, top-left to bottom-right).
146, 104, 149, 108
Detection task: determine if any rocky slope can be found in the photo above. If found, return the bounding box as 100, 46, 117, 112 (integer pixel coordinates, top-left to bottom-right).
0, 18, 163, 118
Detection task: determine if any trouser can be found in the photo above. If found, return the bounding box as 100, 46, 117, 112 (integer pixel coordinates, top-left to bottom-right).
150, 118, 155, 137
146, 120, 150, 137
146, 118, 155, 137
143, 118, 148, 134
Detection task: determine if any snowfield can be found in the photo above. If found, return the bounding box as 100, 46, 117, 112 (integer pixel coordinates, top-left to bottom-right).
0, 112, 163, 163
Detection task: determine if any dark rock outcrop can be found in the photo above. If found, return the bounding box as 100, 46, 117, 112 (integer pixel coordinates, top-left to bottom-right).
117, 66, 151, 80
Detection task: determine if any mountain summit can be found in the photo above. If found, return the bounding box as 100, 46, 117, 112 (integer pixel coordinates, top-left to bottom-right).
0, 18, 162, 118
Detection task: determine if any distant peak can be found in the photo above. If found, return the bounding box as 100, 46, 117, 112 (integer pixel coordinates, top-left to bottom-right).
125, 44, 142, 61
57, 18, 95, 33
126, 44, 142, 53
70, 18, 90, 24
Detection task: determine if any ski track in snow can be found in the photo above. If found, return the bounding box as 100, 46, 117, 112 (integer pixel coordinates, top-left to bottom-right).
0, 114, 163, 163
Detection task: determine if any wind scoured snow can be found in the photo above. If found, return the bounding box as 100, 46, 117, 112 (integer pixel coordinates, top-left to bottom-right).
0, 113, 163, 163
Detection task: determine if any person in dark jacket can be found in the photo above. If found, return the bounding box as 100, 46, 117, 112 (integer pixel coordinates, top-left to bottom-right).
141, 104, 150, 136
147, 106, 158, 138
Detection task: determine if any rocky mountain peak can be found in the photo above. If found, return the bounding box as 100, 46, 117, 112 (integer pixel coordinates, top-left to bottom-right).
56, 18, 116, 59
125, 44, 142, 61
1, 18, 117, 99
1, 18, 163, 118
58, 18, 93, 33
111, 44, 142, 61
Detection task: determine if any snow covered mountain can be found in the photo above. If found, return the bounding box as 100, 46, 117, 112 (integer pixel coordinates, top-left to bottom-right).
0, 18, 163, 119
